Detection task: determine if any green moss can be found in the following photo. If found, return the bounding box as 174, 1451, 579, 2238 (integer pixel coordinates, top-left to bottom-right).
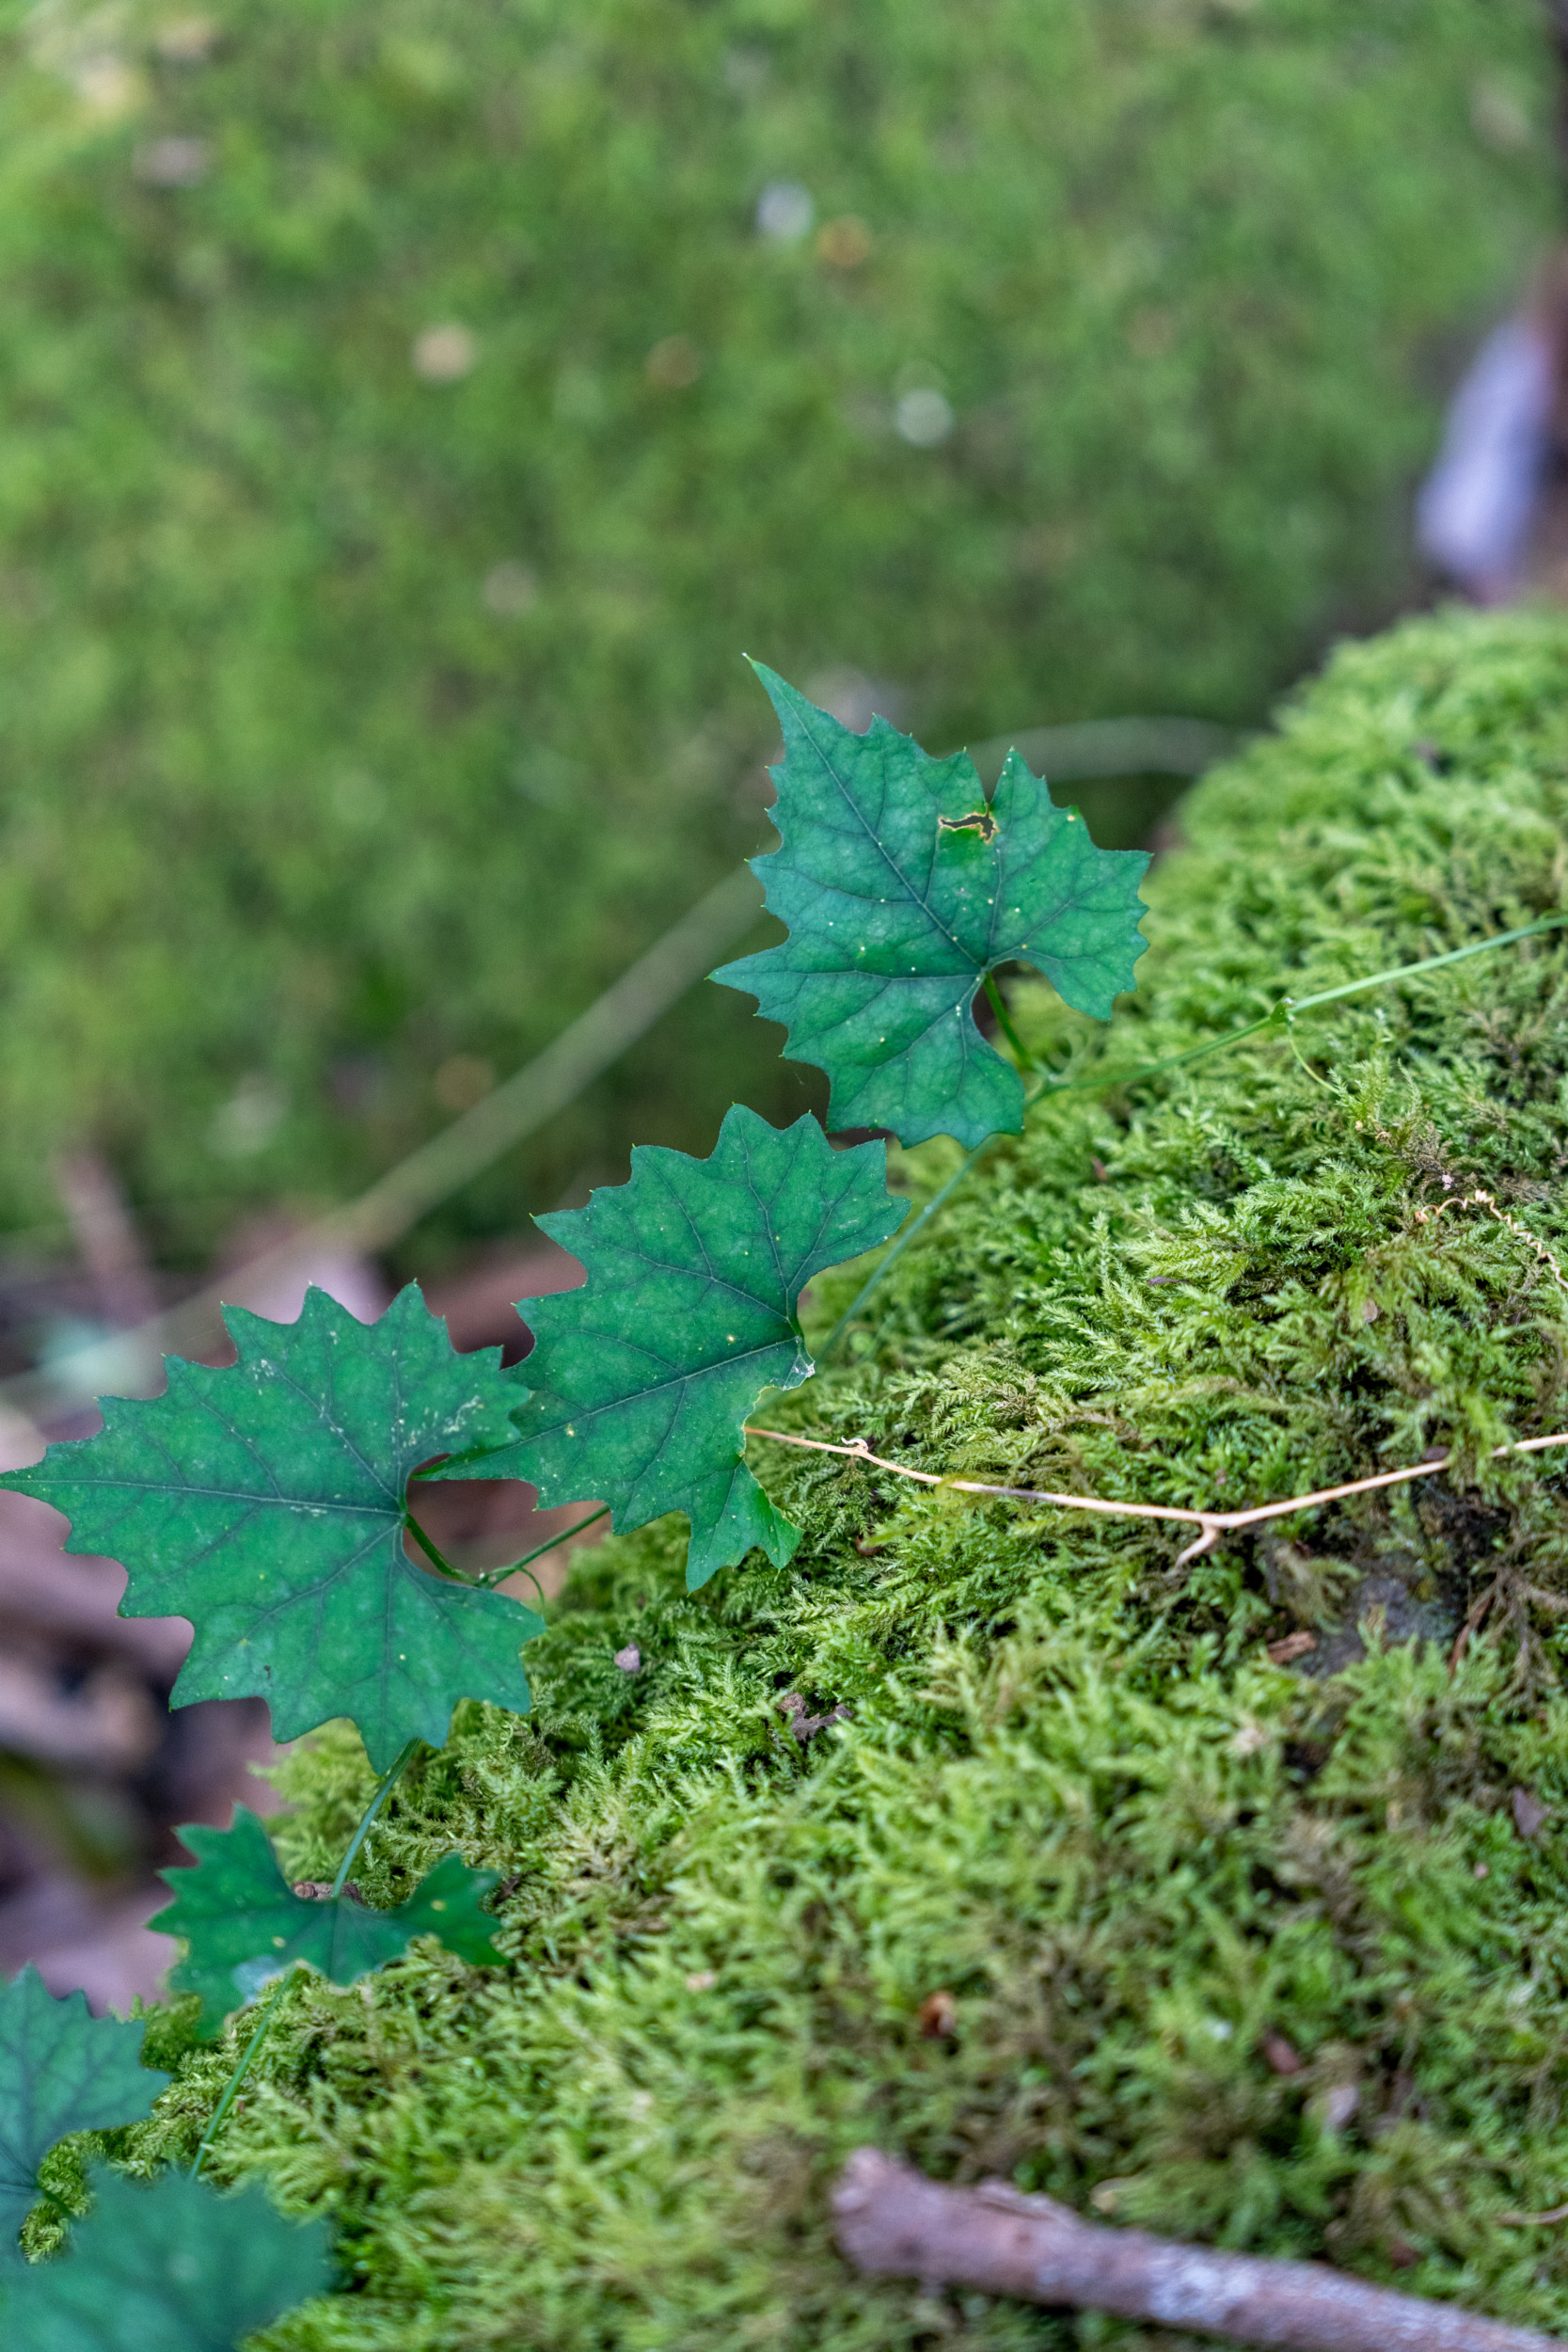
131, 606, 1568, 2344
0, 0, 1554, 1258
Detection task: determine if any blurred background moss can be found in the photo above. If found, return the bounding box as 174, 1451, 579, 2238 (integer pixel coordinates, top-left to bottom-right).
0, 0, 1555, 1272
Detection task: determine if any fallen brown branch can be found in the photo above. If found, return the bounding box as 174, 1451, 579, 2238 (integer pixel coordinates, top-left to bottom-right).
744, 1427, 1568, 1567
832, 2147, 1565, 2351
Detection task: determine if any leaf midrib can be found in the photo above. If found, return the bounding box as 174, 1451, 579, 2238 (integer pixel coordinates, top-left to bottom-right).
62, 1477, 399, 1517
529, 1332, 797, 1437
794, 697, 979, 968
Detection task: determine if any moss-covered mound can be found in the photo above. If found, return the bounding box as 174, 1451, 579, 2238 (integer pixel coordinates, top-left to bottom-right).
132, 607, 1568, 2345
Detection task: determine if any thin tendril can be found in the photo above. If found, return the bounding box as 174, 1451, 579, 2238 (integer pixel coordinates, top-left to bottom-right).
816, 1140, 993, 1361
817, 912, 1568, 1358
475, 1504, 610, 1592
1282, 1013, 1333, 1090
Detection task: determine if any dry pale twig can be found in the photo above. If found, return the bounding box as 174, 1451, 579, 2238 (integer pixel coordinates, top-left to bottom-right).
833, 2146, 1566, 2351
743, 1427, 1568, 1567
1414, 1187, 1568, 1299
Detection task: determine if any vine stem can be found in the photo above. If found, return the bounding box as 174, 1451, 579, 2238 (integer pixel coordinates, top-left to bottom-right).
187, 1963, 297, 2181
818, 1142, 992, 1361
330, 1737, 422, 1899
1087, 909, 1568, 1100
742, 1424, 1568, 1568
817, 911, 1568, 1359
405, 1496, 610, 1597
474, 1504, 610, 1593
187, 1740, 424, 2179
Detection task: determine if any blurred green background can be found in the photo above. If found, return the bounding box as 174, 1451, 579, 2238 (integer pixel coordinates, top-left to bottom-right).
0, 0, 1556, 1275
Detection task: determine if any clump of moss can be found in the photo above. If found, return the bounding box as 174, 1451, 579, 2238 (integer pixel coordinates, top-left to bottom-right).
132, 607, 1568, 2347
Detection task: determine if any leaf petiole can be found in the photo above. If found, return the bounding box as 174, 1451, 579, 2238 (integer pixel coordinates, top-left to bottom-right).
329, 1738, 423, 1899
403, 1509, 469, 1583
188, 1963, 298, 2181
981, 973, 1034, 1073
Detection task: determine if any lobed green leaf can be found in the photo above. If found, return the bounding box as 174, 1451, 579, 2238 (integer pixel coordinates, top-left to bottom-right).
150, 1807, 503, 2036
713, 664, 1150, 1148
435, 1105, 904, 1588
1, 2169, 330, 2350
0, 1970, 168, 2256
0, 1286, 542, 1772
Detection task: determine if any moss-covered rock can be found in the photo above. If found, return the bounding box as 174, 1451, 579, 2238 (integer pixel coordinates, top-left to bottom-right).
134, 607, 1568, 2345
